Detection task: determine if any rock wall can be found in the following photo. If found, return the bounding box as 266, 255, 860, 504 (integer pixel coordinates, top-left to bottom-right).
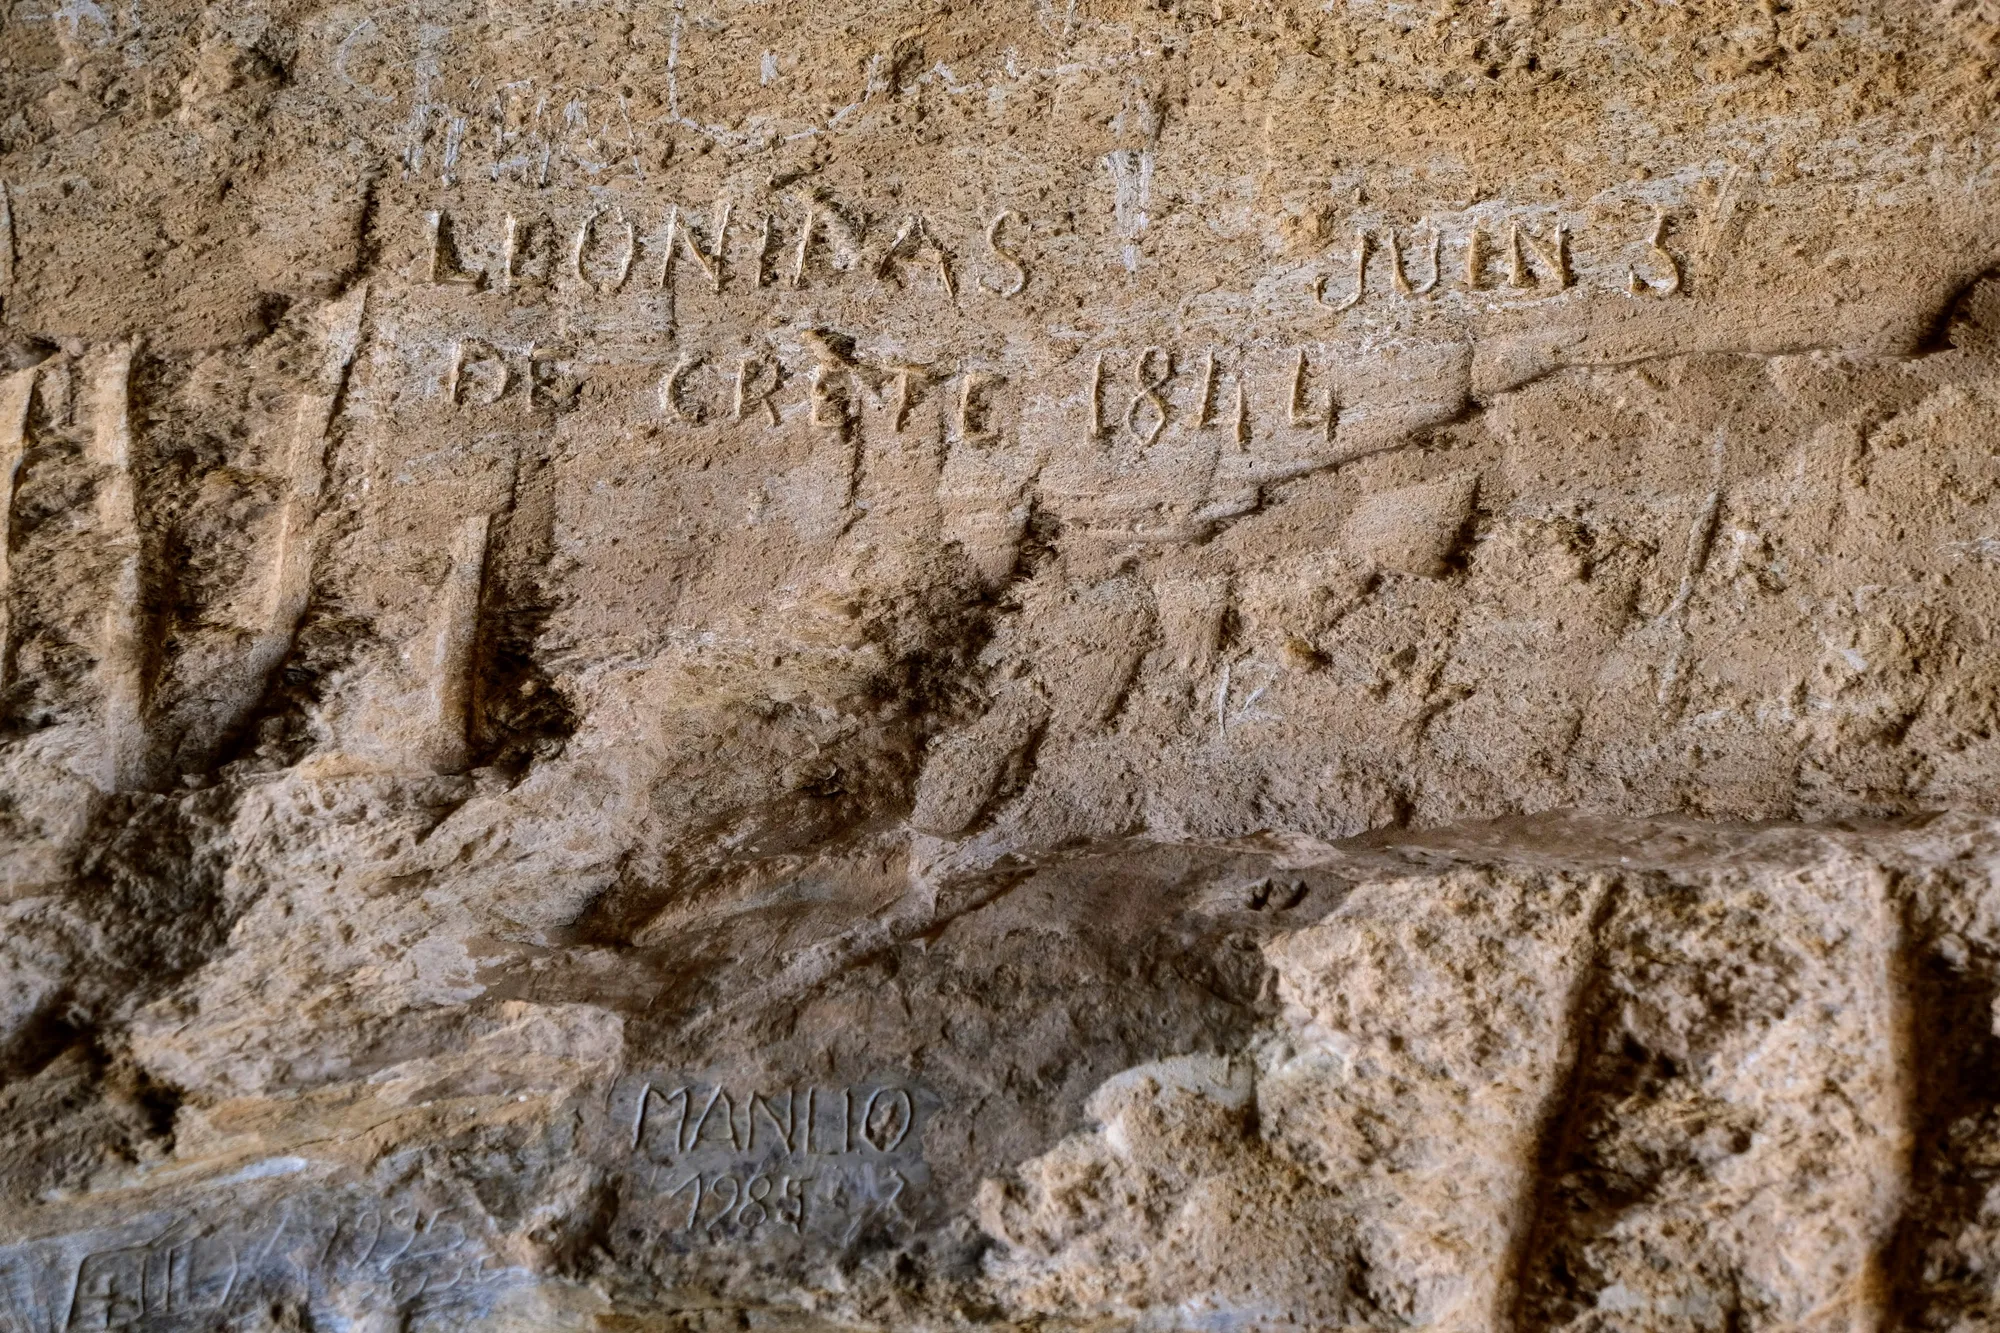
2, 0, 2000, 1327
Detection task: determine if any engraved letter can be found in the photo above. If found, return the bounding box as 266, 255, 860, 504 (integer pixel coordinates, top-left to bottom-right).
662, 356, 705, 424
631, 1083, 691, 1156
70, 1248, 146, 1331
1312, 230, 1367, 311
750, 1090, 797, 1152
449, 339, 508, 407
1287, 348, 1312, 428
733, 357, 782, 426
861, 1087, 913, 1152
957, 371, 1003, 443
705, 1175, 739, 1230
571, 208, 635, 295
1389, 227, 1439, 296
1509, 220, 1572, 289
1464, 226, 1490, 290
1088, 353, 1109, 439
1125, 347, 1169, 447
667, 1175, 703, 1231
779, 1174, 810, 1232
789, 204, 819, 289
686, 1085, 729, 1151
498, 213, 539, 291
525, 345, 572, 414
1627, 210, 1683, 296
810, 365, 851, 434
876, 215, 956, 302
981, 211, 1028, 297
1286, 349, 1334, 440
889, 366, 925, 434
423, 211, 484, 288
659, 200, 731, 293
756, 213, 777, 287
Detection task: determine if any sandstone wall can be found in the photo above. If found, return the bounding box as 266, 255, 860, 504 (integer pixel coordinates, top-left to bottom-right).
1, 0, 1999, 1327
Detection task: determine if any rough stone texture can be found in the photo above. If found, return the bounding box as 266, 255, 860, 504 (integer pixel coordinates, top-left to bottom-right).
3, 0, 2000, 1327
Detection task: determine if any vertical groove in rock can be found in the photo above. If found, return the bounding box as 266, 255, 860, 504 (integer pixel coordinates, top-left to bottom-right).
1879, 862, 2000, 1331
1500, 872, 1620, 1333
0, 365, 33, 693
1867, 865, 1919, 1333
86, 341, 145, 791
248, 286, 367, 662
1509, 859, 1904, 1327
417, 510, 492, 775
467, 432, 577, 774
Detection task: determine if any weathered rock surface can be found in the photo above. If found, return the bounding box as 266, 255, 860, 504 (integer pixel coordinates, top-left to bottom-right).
3, 0, 2000, 1326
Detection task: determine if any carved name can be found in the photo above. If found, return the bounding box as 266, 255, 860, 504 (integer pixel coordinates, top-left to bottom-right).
420, 200, 1029, 303
610, 1079, 928, 1250
627, 1081, 915, 1158
0, 1188, 498, 1333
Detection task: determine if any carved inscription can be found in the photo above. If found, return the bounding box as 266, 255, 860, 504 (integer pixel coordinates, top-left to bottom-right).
419, 199, 1029, 307
611, 1078, 927, 1249
67, 1222, 242, 1332
415, 201, 1681, 311
420, 332, 1386, 467
1087, 345, 1336, 449
0, 1188, 499, 1333
1308, 214, 1677, 308
312, 1200, 489, 1305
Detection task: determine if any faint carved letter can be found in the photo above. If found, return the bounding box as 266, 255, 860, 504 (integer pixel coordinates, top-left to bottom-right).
1312, 230, 1368, 311
981, 211, 1028, 297
659, 200, 731, 293
1463, 226, 1490, 289
1627, 210, 1683, 296
1510, 219, 1572, 289
662, 355, 706, 423
1389, 227, 1439, 296
449, 339, 509, 406
1126, 347, 1169, 447
958, 371, 1004, 443
733, 356, 781, 426
571, 208, 636, 295
789, 204, 819, 289
877, 215, 956, 302
1088, 354, 1110, 439
890, 366, 925, 433
498, 213, 537, 290
423, 211, 484, 288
